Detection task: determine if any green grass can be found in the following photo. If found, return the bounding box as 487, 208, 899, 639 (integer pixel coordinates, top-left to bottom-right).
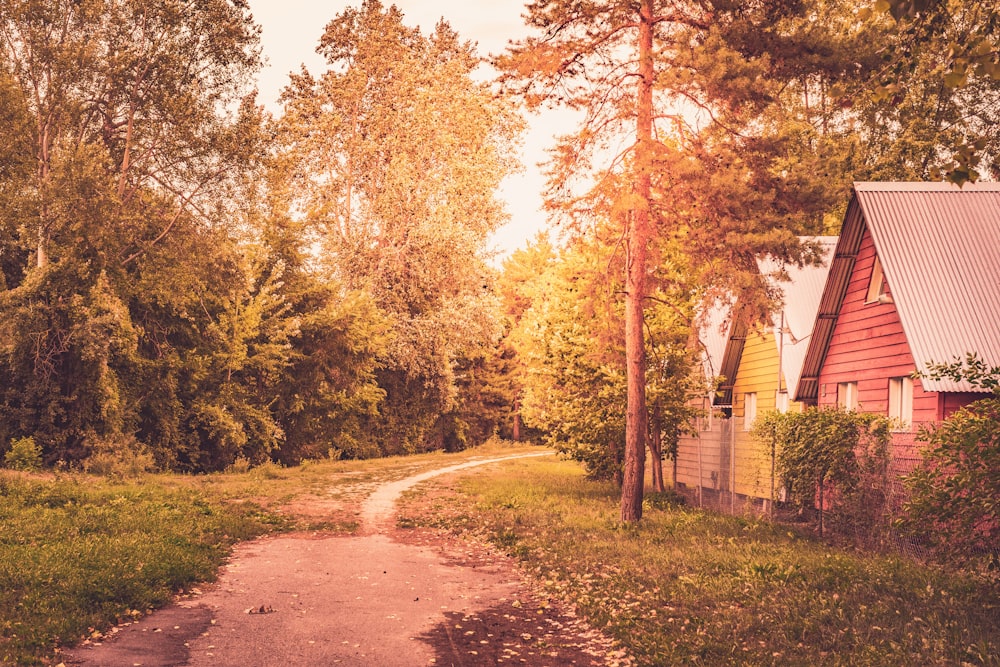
0, 440, 541, 665
399, 457, 1000, 667
0, 473, 282, 665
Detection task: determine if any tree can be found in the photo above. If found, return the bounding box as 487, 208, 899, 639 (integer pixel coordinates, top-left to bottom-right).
505, 229, 701, 486
510, 235, 628, 481
498, 0, 831, 521
0, 0, 387, 471
0, 0, 267, 466
274, 0, 522, 454
0, 0, 263, 269
866, 0, 1000, 183
499, 0, 691, 522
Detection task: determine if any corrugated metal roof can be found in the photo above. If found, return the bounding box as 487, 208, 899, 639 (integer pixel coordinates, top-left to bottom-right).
694, 238, 836, 406
796, 181, 1000, 400
758, 237, 837, 398
855, 182, 1000, 392
693, 299, 735, 403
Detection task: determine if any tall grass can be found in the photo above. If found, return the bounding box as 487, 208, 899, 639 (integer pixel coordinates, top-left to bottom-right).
400, 458, 1000, 666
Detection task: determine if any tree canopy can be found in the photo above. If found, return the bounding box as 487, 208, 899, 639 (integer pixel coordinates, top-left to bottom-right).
1, 0, 997, 484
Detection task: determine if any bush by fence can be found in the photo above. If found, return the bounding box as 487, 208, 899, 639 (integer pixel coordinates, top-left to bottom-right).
751, 407, 895, 542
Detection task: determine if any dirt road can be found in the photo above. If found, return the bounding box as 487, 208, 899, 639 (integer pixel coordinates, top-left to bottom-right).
61, 452, 630, 667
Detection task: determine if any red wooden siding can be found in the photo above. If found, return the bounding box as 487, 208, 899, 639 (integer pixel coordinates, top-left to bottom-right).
816, 229, 940, 426
941, 392, 985, 420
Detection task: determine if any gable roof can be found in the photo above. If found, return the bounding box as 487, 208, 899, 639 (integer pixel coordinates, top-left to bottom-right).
796, 181, 1000, 400
758, 237, 838, 398
696, 300, 731, 385
707, 237, 836, 406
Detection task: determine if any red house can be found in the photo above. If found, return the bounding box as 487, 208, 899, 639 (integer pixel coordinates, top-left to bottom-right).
795, 182, 1000, 472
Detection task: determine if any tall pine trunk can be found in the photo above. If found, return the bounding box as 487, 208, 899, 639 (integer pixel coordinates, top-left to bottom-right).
620, 0, 655, 523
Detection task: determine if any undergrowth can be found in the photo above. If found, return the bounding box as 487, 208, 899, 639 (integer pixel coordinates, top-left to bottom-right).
399, 457, 1000, 667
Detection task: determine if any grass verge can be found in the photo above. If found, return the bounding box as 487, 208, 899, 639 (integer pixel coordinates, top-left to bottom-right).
0, 473, 281, 665
398, 457, 1000, 667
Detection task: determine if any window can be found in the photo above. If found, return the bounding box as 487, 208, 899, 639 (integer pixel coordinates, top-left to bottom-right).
775, 390, 790, 414
743, 392, 757, 431
837, 381, 858, 410
888, 376, 913, 428
865, 256, 892, 304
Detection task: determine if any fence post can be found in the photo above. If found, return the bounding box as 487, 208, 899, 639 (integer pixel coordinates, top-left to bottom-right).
818, 476, 824, 538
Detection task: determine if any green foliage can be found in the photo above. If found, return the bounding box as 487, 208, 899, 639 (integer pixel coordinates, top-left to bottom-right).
506, 237, 626, 480
921, 352, 1000, 393
274, 0, 522, 456
869, 0, 1000, 183
402, 457, 1000, 666
506, 233, 702, 483
3, 437, 41, 472
900, 355, 1000, 570
81, 434, 156, 480
0, 0, 391, 471
753, 407, 894, 540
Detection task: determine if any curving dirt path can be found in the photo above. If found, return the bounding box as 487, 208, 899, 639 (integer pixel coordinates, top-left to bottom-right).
60, 452, 629, 667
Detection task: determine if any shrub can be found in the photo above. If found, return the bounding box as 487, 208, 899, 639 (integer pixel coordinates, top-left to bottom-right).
225, 456, 252, 474
82, 433, 156, 479
900, 397, 1000, 570
899, 354, 1000, 570
4, 436, 43, 471
752, 407, 893, 541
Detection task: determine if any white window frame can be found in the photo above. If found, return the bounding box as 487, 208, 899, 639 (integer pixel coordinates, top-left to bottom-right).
888, 376, 913, 429
743, 392, 757, 431
865, 256, 893, 304
775, 390, 790, 414
837, 381, 858, 410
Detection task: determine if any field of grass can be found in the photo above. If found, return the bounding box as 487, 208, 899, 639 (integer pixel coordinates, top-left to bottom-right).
5, 445, 997, 666
0, 473, 279, 665
399, 457, 1000, 667
0, 441, 540, 666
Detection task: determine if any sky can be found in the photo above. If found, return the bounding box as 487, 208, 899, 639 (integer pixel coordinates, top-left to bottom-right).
247, 0, 576, 259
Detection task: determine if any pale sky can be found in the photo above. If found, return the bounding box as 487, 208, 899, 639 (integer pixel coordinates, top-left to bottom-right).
247, 0, 575, 259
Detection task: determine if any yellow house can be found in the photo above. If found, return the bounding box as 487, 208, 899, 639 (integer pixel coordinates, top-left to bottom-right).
678, 237, 836, 508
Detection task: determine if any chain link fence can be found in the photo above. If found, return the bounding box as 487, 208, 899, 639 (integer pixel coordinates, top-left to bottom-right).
672, 419, 995, 569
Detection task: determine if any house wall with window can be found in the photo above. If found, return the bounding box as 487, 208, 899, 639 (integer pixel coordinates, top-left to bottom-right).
796, 181, 1000, 487
816, 229, 940, 424
674, 395, 725, 494
731, 329, 781, 498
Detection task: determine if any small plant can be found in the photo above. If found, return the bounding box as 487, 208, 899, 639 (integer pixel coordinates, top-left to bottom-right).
82, 435, 156, 479
249, 460, 286, 480
642, 489, 685, 511
225, 456, 252, 474
4, 436, 43, 471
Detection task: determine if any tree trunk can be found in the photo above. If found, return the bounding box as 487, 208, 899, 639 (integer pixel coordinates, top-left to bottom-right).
620, 0, 655, 523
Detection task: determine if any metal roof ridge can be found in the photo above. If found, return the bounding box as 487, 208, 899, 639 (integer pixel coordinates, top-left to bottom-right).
854, 181, 1000, 192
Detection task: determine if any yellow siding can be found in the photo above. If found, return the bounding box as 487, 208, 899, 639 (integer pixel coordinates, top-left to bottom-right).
731, 329, 778, 498
728, 329, 809, 500
676, 330, 812, 504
